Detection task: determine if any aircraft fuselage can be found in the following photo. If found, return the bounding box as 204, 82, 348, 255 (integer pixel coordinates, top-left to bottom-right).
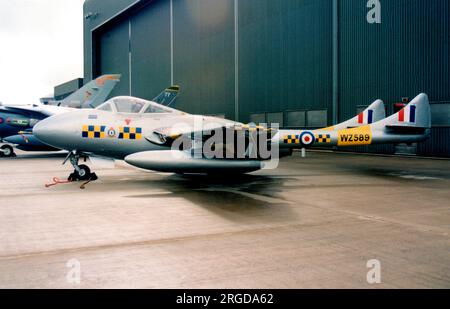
33, 109, 237, 160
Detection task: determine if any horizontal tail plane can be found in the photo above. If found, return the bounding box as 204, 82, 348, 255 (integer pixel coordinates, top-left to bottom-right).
276, 93, 431, 148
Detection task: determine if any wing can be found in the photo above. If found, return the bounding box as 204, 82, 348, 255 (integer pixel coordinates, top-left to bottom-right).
146, 119, 270, 147
2, 105, 52, 118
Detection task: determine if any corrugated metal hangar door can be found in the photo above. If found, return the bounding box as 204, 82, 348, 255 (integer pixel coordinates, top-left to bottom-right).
130, 0, 171, 100
172, 0, 236, 118
97, 19, 130, 98
94, 0, 171, 101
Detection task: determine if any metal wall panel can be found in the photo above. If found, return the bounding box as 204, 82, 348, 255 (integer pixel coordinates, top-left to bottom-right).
307, 110, 328, 128
173, 0, 235, 118
418, 128, 450, 157
238, 0, 333, 123
130, 0, 171, 100
267, 112, 284, 127
54, 78, 84, 99
339, 0, 450, 156
250, 113, 266, 125
286, 111, 306, 128
430, 103, 450, 127
98, 20, 130, 97
84, 0, 141, 80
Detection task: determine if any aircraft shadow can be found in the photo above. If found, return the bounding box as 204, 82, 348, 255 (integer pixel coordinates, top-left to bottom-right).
124, 173, 300, 223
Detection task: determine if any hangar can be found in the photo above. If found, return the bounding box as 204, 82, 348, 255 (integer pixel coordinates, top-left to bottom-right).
53, 78, 84, 101
82, 0, 450, 157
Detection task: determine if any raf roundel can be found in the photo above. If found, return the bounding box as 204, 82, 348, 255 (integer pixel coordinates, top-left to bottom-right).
300, 132, 315, 146
107, 127, 116, 138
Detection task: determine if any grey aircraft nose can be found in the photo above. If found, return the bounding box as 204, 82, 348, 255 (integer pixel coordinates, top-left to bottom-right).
33, 110, 86, 150
33, 117, 62, 147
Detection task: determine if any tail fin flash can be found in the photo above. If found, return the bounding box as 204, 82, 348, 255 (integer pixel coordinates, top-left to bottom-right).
153, 85, 180, 107
375, 93, 431, 131
58, 74, 121, 109
355, 99, 386, 126
322, 99, 385, 131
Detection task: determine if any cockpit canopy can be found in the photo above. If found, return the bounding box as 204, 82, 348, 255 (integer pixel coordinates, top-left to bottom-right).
96, 96, 181, 114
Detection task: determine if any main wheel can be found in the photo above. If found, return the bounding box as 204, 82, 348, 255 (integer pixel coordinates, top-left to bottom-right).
75, 164, 91, 181
1, 145, 15, 158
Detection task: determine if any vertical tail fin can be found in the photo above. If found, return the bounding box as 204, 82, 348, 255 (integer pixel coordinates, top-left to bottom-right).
57, 74, 121, 108
152, 85, 180, 107
322, 99, 386, 131
374, 93, 431, 130
355, 99, 386, 126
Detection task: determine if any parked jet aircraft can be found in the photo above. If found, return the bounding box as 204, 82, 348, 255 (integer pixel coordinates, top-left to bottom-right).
0, 74, 121, 156
33, 93, 429, 180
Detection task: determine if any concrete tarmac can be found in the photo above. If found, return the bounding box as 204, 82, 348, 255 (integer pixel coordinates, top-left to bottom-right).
0, 150, 449, 288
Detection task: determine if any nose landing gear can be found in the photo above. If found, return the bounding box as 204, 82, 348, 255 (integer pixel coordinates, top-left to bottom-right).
45, 151, 98, 189
64, 151, 98, 182
69, 164, 93, 181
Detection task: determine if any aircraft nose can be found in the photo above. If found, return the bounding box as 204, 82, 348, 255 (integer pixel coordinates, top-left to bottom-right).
33, 111, 85, 150
33, 118, 59, 145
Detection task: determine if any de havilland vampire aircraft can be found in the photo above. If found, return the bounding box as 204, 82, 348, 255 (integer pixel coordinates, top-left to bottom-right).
32, 93, 430, 180
0, 74, 121, 157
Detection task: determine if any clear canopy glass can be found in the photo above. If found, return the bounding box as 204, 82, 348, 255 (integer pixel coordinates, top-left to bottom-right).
96, 97, 179, 114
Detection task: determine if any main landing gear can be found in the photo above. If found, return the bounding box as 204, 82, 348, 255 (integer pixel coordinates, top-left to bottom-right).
64, 151, 98, 182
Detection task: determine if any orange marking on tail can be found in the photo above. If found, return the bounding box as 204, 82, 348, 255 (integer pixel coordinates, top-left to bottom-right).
96, 75, 119, 86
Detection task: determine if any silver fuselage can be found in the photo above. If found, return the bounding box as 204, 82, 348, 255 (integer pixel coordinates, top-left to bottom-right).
33, 109, 237, 159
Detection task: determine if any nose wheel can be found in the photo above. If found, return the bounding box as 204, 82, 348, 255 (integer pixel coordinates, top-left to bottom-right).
71, 164, 91, 181
65, 151, 98, 182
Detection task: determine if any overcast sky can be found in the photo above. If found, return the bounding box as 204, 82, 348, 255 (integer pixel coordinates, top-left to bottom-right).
0, 0, 84, 105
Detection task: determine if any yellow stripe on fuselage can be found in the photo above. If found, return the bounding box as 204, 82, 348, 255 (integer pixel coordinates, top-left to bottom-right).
320, 126, 335, 132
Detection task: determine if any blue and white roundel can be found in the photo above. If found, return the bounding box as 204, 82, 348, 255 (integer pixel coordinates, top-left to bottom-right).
300, 132, 315, 146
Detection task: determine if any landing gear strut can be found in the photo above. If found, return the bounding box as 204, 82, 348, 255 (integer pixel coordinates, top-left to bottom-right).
64, 151, 98, 182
